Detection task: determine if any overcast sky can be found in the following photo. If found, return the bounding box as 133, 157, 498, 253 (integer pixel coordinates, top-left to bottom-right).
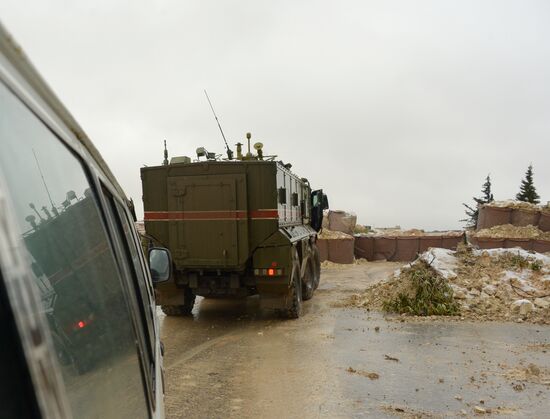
1, 0, 549, 230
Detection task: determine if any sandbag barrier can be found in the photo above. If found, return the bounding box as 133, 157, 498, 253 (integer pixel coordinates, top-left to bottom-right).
326, 210, 357, 235
354, 234, 465, 262
539, 212, 550, 232
469, 236, 550, 253
317, 237, 355, 264
477, 205, 549, 232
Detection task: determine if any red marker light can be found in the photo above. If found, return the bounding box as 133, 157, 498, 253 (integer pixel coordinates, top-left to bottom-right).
77, 321, 86, 329
267, 268, 275, 276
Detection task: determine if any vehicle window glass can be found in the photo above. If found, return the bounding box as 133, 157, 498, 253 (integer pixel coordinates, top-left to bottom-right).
312, 194, 319, 207
0, 82, 148, 419
105, 191, 155, 363
114, 200, 155, 340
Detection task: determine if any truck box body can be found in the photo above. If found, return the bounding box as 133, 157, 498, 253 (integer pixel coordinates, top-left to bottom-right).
141, 160, 311, 273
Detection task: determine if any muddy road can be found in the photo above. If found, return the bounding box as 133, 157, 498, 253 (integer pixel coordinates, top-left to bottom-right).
160, 262, 550, 418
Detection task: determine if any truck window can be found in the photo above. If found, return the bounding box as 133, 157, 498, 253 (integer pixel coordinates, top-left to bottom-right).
0, 82, 149, 419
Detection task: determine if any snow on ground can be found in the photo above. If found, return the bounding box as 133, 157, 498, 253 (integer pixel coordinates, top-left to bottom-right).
352, 246, 550, 323
419, 247, 458, 279
500, 271, 539, 293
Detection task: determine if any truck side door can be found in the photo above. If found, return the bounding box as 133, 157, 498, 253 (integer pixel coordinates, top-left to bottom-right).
311, 189, 329, 232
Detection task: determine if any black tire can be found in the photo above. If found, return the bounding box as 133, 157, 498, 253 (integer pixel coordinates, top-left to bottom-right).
311, 243, 321, 290
302, 259, 315, 301
285, 254, 303, 319
161, 288, 196, 316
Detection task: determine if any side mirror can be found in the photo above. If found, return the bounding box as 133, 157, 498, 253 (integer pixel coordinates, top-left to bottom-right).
148, 247, 172, 283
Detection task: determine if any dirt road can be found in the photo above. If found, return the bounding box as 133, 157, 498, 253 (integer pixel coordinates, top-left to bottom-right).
161, 262, 550, 418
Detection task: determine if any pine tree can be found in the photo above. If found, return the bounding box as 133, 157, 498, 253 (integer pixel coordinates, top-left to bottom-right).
461, 174, 494, 227
516, 164, 540, 204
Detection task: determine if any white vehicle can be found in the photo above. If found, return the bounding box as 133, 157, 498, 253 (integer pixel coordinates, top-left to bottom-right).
0, 23, 164, 419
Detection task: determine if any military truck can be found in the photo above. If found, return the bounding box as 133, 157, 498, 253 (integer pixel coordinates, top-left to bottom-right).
141, 136, 328, 318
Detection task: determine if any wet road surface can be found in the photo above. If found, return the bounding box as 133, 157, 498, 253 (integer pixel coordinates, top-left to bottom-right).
160, 263, 550, 418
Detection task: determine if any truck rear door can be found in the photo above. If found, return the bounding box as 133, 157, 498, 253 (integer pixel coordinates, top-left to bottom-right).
167, 174, 249, 268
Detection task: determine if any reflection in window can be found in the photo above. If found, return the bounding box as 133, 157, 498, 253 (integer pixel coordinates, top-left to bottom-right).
0, 83, 148, 418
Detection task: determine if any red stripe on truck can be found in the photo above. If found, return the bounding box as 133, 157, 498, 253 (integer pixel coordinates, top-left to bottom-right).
249, 210, 279, 219
144, 210, 278, 221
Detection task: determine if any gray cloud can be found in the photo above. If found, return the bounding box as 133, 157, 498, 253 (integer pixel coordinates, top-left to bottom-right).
1, 0, 549, 230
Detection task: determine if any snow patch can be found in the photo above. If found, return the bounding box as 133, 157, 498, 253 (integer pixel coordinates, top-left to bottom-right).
500, 271, 539, 293
420, 248, 458, 279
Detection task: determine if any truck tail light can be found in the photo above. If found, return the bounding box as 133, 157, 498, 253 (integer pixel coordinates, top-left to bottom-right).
66, 313, 95, 333
69, 319, 88, 332
254, 268, 284, 277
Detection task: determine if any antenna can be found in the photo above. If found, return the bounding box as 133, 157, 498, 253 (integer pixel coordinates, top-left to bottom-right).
163, 140, 169, 166
246, 132, 252, 158
32, 149, 55, 210
204, 89, 233, 160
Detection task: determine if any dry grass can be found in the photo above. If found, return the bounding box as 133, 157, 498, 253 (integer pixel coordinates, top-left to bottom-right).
382, 261, 460, 316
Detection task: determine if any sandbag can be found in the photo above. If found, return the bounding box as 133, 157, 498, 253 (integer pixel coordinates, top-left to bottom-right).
441, 234, 464, 250
328, 238, 355, 264
472, 237, 505, 249
538, 212, 550, 232
317, 239, 329, 262
477, 206, 512, 230
504, 238, 532, 251
532, 239, 550, 253
327, 210, 357, 235
354, 236, 375, 261
373, 237, 396, 261
511, 208, 540, 227
394, 237, 420, 262
419, 236, 443, 252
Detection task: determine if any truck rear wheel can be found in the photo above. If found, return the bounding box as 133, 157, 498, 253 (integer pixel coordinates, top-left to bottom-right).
161, 287, 196, 316
284, 251, 302, 319
312, 243, 321, 290
302, 259, 315, 301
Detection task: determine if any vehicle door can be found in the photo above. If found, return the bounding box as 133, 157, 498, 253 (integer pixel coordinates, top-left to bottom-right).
311, 189, 329, 232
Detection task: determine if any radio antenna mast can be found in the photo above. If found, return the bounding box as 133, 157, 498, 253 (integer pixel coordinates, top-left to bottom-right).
204, 89, 233, 160
32, 148, 56, 210
163, 140, 169, 166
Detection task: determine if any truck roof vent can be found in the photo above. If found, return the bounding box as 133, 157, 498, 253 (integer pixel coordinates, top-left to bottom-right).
170, 156, 191, 165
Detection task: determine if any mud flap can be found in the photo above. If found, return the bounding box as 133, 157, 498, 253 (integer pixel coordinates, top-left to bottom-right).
259, 292, 288, 310
155, 281, 186, 306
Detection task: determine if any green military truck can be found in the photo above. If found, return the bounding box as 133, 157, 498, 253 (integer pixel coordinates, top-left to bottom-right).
141, 137, 328, 318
